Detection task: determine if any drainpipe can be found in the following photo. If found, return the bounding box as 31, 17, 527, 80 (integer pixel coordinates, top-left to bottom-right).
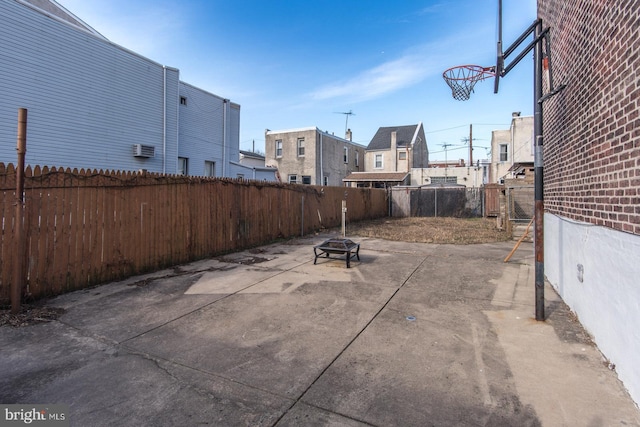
320, 131, 324, 185
162, 66, 167, 174
222, 99, 228, 177
175, 72, 179, 174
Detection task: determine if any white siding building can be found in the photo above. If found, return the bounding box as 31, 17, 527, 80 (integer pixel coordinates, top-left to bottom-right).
0, 0, 251, 178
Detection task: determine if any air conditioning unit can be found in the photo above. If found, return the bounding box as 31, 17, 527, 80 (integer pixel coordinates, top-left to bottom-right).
133, 144, 155, 158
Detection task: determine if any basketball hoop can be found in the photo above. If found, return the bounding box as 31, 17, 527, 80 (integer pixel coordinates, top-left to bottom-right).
442, 65, 495, 101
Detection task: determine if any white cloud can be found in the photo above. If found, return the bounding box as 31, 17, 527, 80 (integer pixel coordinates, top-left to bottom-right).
309, 54, 437, 102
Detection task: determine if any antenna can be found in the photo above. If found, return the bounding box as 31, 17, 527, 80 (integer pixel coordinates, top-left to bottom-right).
334, 110, 355, 134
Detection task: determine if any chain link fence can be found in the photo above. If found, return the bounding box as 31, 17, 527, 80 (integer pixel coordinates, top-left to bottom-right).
506, 186, 534, 221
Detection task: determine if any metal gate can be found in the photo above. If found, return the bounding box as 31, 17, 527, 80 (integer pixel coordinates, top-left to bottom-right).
506, 185, 534, 221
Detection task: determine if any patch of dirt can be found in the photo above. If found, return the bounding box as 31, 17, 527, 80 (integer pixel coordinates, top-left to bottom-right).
0, 305, 65, 327
341, 217, 511, 244
216, 255, 270, 265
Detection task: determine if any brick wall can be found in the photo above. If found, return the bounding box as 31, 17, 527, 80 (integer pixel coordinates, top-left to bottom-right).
539, 0, 640, 235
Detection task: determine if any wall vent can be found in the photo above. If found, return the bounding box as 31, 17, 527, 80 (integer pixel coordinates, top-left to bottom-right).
133, 144, 155, 158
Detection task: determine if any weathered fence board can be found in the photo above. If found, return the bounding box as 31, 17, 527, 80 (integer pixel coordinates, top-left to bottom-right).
0, 163, 387, 304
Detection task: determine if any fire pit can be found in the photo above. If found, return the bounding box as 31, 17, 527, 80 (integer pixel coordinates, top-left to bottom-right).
313, 238, 360, 268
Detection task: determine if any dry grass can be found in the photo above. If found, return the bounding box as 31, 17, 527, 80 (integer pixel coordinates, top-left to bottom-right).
343, 217, 511, 244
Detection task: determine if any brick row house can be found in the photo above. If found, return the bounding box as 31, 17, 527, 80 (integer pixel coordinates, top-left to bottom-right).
539, 0, 640, 406
264, 128, 366, 186
344, 123, 429, 188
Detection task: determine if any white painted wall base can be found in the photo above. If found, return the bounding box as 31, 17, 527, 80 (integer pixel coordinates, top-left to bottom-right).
545, 213, 640, 407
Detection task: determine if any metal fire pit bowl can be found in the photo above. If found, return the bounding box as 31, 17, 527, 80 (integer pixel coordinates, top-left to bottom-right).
313, 238, 360, 268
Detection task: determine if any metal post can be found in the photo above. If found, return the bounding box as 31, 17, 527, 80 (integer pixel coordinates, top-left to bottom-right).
341, 200, 346, 238
12, 108, 27, 315
533, 22, 545, 321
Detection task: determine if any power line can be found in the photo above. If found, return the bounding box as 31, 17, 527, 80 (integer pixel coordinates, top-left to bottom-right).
425, 123, 510, 134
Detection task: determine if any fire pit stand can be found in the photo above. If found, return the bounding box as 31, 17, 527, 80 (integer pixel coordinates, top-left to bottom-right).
313, 238, 360, 268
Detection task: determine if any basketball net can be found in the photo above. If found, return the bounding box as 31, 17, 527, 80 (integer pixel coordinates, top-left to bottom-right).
442, 65, 495, 101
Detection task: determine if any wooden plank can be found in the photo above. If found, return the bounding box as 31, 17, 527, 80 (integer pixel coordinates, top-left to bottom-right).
48, 168, 64, 293
112, 172, 125, 278
58, 168, 73, 292
132, 182, 142, 274
78, 168, 92, 288
102, 174, 115, 280
44, 168, 58, 295
121, 172, 135, 275
27, 166, 47, 299
0, 187, 11, 303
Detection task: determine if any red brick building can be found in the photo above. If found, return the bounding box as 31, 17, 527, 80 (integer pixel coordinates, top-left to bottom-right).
539, 0, 640, 405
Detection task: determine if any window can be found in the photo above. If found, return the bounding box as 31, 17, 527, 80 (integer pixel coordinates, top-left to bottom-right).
499, 144, 508, 162
343, 147, 348, 163
302, 175, 311, 184
276, 140, 283, 157
204, 161, 215, 177
297, 138, 305, 157
180, 96, 187, 105
398, 151, 407, 160
288, 174, 297, 184
178, 157, 188, 175
355, 152, 359, 167
375, 154, 383, 169
323, 176, 328, 186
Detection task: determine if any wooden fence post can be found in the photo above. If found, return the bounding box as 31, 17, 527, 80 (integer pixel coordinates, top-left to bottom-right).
12, 108, 27, 314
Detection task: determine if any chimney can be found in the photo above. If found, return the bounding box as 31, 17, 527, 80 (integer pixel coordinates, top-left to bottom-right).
345, 128, 352, 141
391, 131, 397, 152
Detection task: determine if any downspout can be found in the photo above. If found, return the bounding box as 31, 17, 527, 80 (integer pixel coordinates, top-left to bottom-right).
162, 66, 167, 174
222, 99, 228, 177
320, 131, 324, 185
175, 72, 179, 174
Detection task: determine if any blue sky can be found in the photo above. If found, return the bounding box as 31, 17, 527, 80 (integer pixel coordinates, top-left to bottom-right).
57, 0, 537, 162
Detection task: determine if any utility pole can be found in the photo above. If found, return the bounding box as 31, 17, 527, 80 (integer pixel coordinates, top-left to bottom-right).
441, 143, 452, 177
469, 124, 473, 166
461, 125, 476, 167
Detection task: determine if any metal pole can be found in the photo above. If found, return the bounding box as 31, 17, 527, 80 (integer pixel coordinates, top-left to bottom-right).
341, 200, 346, 238
469, 124, 473, 166
12, 108, 27, 315
534, 22, 545, 321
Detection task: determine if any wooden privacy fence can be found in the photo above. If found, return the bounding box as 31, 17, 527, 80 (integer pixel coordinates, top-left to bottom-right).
0, 163, 387, 304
